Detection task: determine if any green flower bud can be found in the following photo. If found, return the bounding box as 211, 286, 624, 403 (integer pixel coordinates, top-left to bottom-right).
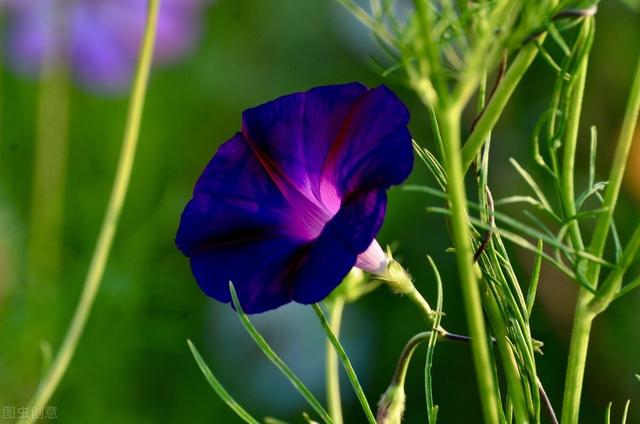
376, 384, 406, 424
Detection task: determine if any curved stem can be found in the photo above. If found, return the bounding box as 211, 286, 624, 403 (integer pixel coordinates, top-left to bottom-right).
19, 1, 160, 421
326, 299, 345, 424
390, 332, 431, 386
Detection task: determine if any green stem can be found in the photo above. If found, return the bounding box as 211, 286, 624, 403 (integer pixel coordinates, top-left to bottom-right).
560, 56, 588, 252
591, 224, 640, 312
461, 43, 541, 172
614, 274, 640, 300
326, 299, 345, 424
313, 304, 376, 424
440, 109, 500, 424
561, 49, 640, 424
19, 1, 160, 421
391, 332, 432, 386
560, 302, 595, 424
586, 52, 640, 284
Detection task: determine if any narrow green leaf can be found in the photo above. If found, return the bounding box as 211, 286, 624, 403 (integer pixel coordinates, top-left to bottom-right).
604, 402, 612, 424
510, 158, 555, 215
494, 196, 541, 207
229, 283, 334, 424
406, 185, 612, 269
427, 206, 587, 285
588, 126, 598, 190
187, 340, 260, 424
548, 22, 572, 56
526, 240, 544, 317
621, 400, 630, 424
312, 304, 376, 424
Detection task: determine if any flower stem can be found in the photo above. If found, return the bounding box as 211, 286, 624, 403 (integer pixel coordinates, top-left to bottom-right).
439, 109, 500, 424
313, 304, 376, 424
461, 43, 541, 172
19, 1, 160, 421
561, 49, 640, 424
559, 303, 595, 424
326, 298, 345, 424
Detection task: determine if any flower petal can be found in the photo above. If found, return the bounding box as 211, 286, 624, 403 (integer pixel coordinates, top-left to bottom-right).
292, 189, 387, 303
322, 85, 414, 195
189, 237, 302, 313
176, 132, 321, 313
241, 83, 413, 207
241, 83, 366, 205
176, 132, 294, 257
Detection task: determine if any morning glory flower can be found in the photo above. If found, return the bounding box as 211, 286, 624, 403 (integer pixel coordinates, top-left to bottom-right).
3, 0, 203, 92
176, 83, 413, 313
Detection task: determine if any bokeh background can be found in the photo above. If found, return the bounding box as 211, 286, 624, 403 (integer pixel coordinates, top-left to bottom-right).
1, 1, 639, 422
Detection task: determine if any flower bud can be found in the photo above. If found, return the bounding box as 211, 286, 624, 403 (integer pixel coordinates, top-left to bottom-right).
376, 384, 406, 424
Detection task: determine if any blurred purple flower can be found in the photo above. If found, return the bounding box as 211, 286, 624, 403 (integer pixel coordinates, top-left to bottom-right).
176, 83, 413, 313
3, 0, 204, 92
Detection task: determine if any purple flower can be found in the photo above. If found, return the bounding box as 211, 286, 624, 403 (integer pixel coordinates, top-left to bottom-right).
176, 83, 413, 313
3, 0, 203, 93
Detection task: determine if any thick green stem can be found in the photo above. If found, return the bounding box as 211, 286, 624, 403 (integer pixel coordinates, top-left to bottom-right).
560, 303, 595, 424
326, 299, 345, 424
19, 2, 160, 421
461, 43, 541, 172
440, 110, 500, 424
561, 43, 640, 424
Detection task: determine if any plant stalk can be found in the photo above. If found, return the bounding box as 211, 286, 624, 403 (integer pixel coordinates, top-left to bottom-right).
439, 109, 500, 424
326, 299, 345, 424
19, 1, 160, 421
461, 42, 542, 172
561, 42, 640, 424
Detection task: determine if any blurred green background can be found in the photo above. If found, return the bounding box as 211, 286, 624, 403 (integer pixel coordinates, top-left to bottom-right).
1, 1, 639, 422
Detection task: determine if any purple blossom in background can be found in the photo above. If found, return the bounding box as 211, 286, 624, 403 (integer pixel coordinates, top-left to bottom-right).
176, 83, 414, 313
3, 0, 204, 92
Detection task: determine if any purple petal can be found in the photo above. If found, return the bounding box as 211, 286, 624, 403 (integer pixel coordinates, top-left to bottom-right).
242, 83, 367, 204
322, 85, 414, 195
189, 237, 302, 314
176, 132, 328, 313
292, 189, 387, 303
241, 83, 413, 208
176, 133, 294, 257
